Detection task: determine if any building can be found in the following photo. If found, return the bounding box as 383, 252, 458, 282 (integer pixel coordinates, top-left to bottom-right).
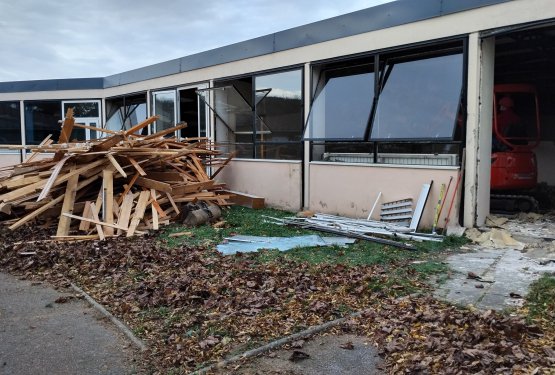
1, 0, 554, 228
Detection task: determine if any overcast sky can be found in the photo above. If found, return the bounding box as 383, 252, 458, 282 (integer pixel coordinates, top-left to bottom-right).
0, 0, 395, 82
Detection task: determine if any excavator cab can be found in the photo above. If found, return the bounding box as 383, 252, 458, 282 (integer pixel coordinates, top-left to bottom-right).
490, 84, 540, 212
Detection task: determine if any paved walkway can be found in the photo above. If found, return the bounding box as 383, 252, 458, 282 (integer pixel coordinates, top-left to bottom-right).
0, 272, 138, 375
435, 245, 555, 310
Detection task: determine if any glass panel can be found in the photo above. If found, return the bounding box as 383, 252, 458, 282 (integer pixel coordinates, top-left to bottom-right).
255, 143, 303, 160
305, 65, 374, 140
255, 69, 303, 142
24, 101, 62, 145
215, 142, 254, 159
63, 102, 99, 117
371, 53, 463, 140
0, 101, 22, 144
153, 91, 176, 133
199, 97, 207, 137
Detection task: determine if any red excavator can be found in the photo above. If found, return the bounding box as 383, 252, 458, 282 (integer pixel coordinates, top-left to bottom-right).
490, 83, 541, 212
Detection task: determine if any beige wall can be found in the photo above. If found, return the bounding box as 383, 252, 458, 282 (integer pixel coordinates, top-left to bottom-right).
308, 163, 460, 230
218, 159, 302, 211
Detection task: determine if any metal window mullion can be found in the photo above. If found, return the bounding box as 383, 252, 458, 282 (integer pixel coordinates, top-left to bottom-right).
19, 100, 25, 162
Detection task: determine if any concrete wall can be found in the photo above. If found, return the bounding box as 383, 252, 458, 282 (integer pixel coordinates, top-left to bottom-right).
218, 159, 302, 211
308, 163, 460, 229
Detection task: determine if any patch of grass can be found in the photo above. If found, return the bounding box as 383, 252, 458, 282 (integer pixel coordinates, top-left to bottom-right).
526, 274, 555, 327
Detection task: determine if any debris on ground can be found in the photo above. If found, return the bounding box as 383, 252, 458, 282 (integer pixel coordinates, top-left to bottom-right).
0, 110, 232, 241
267, 213, 443, 251
465, 227, 525, 250
217, 234, 356, 255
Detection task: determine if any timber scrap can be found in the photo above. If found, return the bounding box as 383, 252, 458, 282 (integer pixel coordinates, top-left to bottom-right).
0, 109, 233, 241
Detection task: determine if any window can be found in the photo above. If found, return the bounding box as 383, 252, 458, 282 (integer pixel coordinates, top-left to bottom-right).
0, 101, 22, 145
62, 102, 99, 118
24, 101, 62, 145
305, 42, 465, 166
200, 68, 304, 160
106, 94, 147, 133
152, 90, 177, 134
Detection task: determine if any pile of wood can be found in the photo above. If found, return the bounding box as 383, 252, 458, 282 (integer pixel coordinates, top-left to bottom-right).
0, 109, 233, 241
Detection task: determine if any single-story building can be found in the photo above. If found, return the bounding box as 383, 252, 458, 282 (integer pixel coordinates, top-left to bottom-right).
1, 0, 554, 228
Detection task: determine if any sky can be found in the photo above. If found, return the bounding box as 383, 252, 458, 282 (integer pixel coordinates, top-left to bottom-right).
0, 0, 395, 82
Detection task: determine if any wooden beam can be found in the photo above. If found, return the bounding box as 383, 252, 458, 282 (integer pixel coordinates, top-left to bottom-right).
102, 169, 114, 236
116, 193, 134, 235
124, 116, 159, 136
62, 212, 126, 231
55, 169, 80, 236
127, 157, 147, 176
127, 191, 150, 237
135, 177, 172, 193
89, 203, 105, 240
107, 154, 127, 178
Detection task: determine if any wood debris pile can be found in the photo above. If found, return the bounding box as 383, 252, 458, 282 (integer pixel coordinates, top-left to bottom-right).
0, 109, 233, 241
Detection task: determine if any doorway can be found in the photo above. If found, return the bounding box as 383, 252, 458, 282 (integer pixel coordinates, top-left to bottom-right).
178, 83, 209, 139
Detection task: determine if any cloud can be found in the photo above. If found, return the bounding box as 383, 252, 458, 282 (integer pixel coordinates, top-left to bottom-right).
0, 0, 395, 81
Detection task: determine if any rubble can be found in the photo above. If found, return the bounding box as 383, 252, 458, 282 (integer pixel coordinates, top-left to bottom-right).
0, 109, 232, 240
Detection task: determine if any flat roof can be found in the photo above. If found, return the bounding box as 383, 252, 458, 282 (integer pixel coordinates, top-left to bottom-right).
0, 0, 510, 94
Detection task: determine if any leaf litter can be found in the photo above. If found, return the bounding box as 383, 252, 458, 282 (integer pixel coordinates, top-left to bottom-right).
0, 225, 554, 374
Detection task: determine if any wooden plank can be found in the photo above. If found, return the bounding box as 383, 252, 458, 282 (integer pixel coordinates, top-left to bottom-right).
221, 190, 264, 209
117, 173, 139, 205
135, 177, 172, 193
166, 193, 180, 214
127, 191, 150, 237
145, 172, 184, 182
79, 201, 93, 231
102, 169, 115, 236
24, 135, 53, 164
107, 154, 127, 178
172, 180, 214, 196
210, 151, 236, 179
73, 123, 119, 135
9, 174, 99, 230
37, 155, 72, 201
89, 203, 105, 241
151, 202, 159, 230
62, 212, 126, 231
144, 123, 187, 140
55, 170, 80, 237
1, 175, 41, 189
116, 193, 134, 235
90, 134, 124, 153
149, 189, 165, 217
58, 108, 75, 144
127, 157, 147, 176
124, 115, 159, 136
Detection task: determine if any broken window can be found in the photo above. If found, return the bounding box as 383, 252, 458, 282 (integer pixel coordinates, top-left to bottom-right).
199, 68, 304, 160
106, 94, 147, 133
0, 101, 22, 145
306, 41, 465, 166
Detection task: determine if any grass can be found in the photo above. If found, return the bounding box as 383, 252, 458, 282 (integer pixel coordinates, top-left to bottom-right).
526, 274, 555, 327
159, 206, 463, 295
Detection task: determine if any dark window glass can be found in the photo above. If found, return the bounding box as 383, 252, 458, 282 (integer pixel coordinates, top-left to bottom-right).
0, 101, 22, 144
255, 70, 303, 142
24, 101, 62, 145
63, 102, 99, 117
305, 64, 374, 140
153, 91, 176, 132
371, 53, 463, 140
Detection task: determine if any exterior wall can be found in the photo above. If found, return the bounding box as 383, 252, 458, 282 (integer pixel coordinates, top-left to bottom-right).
308, 163, 460, 229
218, 160, 302, 211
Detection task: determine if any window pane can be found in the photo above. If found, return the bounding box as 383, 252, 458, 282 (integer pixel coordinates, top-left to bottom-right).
215, 142, 254, 159
255, 70, 303, 142
24, 101, 62, 145
371, 54, 463, 140
255, 143, 303, 160
0, 101, 22, 144
376, 143, 460, 166
153, 91, 176, 132
312, 142, 375, 163
63, 102, 99, 117
305, 67, 374, 140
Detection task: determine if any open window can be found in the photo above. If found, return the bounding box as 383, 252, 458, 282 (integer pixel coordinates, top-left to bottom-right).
306, 41, 465, 166
106, 93, 147, 133
198, 68, 303, 160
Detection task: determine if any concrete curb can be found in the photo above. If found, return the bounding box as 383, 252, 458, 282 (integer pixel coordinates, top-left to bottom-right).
190, 309, 369, 375
69, 282, 147, 352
